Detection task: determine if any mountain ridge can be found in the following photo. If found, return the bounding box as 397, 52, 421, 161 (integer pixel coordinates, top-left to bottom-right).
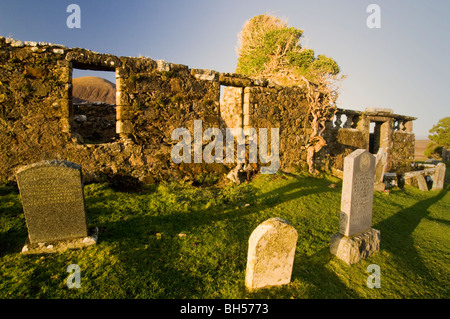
72, 76, 116, 104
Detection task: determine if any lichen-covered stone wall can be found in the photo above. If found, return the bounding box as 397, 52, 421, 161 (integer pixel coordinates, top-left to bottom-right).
0, 37, 223, 184
391, 131, 415, 173
0, 36, 417, 185
327, 128, 367, 171
73, 102, 116, 143
0, 38, 72, 183
245, 86, 310, 171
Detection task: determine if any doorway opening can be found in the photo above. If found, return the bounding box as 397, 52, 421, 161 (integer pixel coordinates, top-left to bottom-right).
369, 121, 382, 154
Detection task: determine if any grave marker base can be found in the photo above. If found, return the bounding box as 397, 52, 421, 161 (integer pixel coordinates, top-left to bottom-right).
330, 228, 380, 265
21, 227, 98, 255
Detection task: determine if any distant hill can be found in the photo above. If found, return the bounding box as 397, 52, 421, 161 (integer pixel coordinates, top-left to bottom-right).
72, 76, 116, 104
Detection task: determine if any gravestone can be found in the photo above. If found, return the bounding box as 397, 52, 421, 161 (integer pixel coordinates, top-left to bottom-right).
245, 217, 298, 290
442, 148, 450, 161
415, 174, 428, 191
16, 160, 97, 254
330, 149, 380, 265
374, 148, 388, 191
431, 163, 446, 190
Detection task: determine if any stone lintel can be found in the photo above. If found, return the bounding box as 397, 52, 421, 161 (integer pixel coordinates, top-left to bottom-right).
219, 73, 253, 87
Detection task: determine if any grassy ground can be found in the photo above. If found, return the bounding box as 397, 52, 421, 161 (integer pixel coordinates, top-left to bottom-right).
0, 165, 449, 299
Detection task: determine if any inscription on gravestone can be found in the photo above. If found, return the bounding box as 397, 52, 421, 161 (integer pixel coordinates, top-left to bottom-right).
339, 149, 376, 236
16, 160, 88, 244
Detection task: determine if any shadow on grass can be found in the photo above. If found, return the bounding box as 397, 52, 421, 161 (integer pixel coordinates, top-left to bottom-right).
0, 187, 27, 258
88, 174, 342, 298
249, 247, 360, 299
374, 186, 448, 281
0, 173, 346, 298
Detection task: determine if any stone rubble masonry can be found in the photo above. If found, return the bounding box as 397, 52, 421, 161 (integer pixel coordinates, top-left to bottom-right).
245, 217, 298, 290
0, 36, 417, 183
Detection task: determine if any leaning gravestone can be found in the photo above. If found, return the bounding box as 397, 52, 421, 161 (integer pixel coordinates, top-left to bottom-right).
330, 149, 380, 265
245, 217, 298, 290
431, 163, 446, 190
374, 148, 387, 192
415, 174, 429, 191
16, 160, 97, 254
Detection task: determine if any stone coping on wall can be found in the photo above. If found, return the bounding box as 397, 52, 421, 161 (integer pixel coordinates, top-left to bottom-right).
0, 36, 299, 91
337, 107, 417, 122
0, 35, 419, 123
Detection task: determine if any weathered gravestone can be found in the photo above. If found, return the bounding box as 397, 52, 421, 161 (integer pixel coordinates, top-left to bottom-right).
16, 160, 97, 254
330, 149, 380, 265
415, 174, 429, 191
442, 148, 450, 161
431, 162, 446, 190
245, 217, 298, 290
374, 148, 388, 192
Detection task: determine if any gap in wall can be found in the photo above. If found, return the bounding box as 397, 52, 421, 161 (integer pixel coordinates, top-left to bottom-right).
71, 68, 117, 144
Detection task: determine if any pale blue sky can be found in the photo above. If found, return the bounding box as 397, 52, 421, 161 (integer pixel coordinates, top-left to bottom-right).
1, 0, 449, 138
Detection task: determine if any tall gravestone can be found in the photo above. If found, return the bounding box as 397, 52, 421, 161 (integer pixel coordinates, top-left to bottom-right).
245, 217, 298, 290
431, 163, 446, 190
330, 149, 380, 265
16, 160, 96, 254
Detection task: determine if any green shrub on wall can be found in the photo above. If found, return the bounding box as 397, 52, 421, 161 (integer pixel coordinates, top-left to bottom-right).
424, 142, 443, 159
235, 13, 340, 84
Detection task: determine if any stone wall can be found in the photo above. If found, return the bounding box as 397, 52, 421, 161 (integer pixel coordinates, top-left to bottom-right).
391, 131, 415, 173
0, 38, 72, 183
245, 86, 310, 171
73, 102, 116, 143
0, 37, 223, 184
327, 128, 367, 171
0, 36, 417, 184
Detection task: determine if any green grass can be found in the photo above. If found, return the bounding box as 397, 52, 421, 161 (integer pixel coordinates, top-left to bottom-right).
0, 166, 449, 299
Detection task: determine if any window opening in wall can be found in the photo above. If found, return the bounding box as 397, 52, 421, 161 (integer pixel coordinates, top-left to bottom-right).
369, 121, 381, 154
71, 68, 117, 144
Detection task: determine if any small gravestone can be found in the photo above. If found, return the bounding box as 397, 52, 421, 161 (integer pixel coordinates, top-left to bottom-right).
442, 148, 450, 161
415, 174, 428, 191
245, 217, 298, 290
384, 172, 398, 189
330, 149, 380, 265
431, 163, 446, 190
16, 160, 97, 254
